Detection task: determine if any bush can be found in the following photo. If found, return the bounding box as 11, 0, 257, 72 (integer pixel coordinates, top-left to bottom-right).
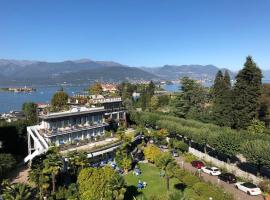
182, 153, 198, 163
170, 139, 189, 153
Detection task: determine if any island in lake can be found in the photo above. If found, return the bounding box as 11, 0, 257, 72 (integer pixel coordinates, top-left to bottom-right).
0, 87, 36, 93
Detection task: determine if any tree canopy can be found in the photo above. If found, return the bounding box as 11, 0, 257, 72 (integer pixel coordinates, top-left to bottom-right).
77, 166, 126, 200
51, 91, 69, 111
89, 83, 103, 95
22, 102, 38, 124
232, 56, 262, 129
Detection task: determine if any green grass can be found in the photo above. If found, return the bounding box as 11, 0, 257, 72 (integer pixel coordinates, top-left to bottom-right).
124, 163, 182, 200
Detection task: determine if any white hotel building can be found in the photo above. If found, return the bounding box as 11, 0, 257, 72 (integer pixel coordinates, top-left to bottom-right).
24, 105, 124, 163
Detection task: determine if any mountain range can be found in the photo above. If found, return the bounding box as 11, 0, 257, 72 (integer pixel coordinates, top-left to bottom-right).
0, 58, 269, 86
0, 59, 157, 85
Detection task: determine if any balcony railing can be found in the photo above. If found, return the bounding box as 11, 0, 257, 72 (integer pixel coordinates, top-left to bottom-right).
105, 107, 125, 113
41, 122, 108, 137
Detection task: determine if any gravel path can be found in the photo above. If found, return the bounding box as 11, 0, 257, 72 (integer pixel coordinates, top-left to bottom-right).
175, 156, 264, 200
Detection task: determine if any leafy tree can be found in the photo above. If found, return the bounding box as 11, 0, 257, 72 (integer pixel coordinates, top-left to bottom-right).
241, 140, 270, 174
232, 56, 263, 129
143, 144, 162, 163
77, 166, 126, 200
0, 153, 16, 180
213, 130, 241, 163
22, 102, 37, 124
42, 149, 63, 193
1, 181, 33, 200
89, 83, 103, 95
155, 152, 178, 190
169, 139, 189, 153
51, 91, 69, 111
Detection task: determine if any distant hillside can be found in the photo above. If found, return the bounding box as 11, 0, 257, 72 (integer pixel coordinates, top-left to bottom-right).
3, 58, 269, 86
141, 65, 236, 80
0, 59, 158, 86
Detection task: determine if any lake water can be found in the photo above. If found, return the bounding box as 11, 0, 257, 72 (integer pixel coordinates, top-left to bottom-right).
0, 85, 86, 113
0, 84, 181, 113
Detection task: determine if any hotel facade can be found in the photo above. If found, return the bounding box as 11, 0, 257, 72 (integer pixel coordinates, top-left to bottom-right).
24, 97, 126, 163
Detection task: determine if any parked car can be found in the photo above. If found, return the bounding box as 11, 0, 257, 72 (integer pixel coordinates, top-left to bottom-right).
218, 173, 237, 183
201, 166, 221, 176
191, 160, 205, 169
235, 182, 262, 196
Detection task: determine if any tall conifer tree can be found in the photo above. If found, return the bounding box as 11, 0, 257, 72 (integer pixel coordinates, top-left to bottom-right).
212, 70, 232, 126
232, 56, 262, 129
212, 70, 225, 125
222, 70, 232, 126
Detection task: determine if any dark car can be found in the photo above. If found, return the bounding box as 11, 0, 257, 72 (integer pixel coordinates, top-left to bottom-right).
191, 160, 205, 169
218, 173, 237, 183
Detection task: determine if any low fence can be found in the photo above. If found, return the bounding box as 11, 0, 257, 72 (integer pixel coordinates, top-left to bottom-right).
188, 147, 263, 184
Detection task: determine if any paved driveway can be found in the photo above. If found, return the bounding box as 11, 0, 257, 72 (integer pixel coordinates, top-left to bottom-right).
175, 156, 264, 200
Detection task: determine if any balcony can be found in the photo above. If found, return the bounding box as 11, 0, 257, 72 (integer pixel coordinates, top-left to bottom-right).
105, 107, 125, 113
39, 122, 108, 138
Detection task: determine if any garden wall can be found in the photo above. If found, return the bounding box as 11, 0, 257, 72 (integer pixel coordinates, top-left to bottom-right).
188, 147, 263, 184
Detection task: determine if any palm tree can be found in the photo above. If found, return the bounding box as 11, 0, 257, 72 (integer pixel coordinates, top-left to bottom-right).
29, 168, 50, 199
2, 182, 33, 200
107, 174, 126, 200
155, 152, 177, 191
42, 151, 63, 193
67, 150, 88, 175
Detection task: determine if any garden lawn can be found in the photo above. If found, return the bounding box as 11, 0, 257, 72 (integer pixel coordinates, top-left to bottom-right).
124, 163, 181, 200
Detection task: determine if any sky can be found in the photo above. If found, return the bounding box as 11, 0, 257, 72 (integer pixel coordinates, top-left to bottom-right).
0, 0, 270, 71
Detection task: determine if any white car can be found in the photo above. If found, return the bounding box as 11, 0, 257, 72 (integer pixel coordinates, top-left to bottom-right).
201, 166, 221, 176
235, 182, 262, 196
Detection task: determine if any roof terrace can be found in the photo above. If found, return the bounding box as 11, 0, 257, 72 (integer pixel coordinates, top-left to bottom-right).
39, 106, 105, 120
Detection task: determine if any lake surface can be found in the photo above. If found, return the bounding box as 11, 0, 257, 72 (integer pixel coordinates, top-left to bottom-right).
1, 80, 267, 113
0, 84, 181, 113
0, 85, 86, 113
